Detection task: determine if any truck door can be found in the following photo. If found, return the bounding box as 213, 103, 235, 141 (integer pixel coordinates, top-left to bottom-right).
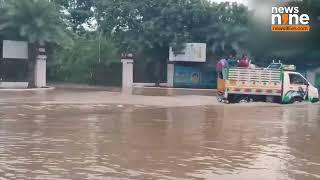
283, 72, 308, 103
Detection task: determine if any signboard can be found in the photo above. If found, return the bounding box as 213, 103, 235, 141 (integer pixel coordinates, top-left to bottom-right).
36, 47, 47, 61
121, 52, 134, 59
174, 65, 216, 88
174, 66, 201, 86
169, 43, 206, 62
2, 40, 28, 59
174, 65, 203, 88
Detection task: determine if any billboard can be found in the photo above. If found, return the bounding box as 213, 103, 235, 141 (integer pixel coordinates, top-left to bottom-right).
169, 43, 206, 62
2, 40, 28, 59
173, 65, 216, 88
174, 65, 201, 86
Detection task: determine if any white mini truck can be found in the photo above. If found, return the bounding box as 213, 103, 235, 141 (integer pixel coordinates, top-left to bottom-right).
217, 63, 319, 104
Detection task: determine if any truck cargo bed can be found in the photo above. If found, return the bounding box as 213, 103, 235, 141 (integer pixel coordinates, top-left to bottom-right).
225, 68, 282, 96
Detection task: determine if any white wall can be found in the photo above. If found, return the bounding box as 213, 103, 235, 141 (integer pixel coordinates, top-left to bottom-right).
0, 82, 28, 89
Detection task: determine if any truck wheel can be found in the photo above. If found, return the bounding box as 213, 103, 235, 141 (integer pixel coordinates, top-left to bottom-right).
289, 97, 303, 104
227, 95, 236, 104
238, 96, 250, 103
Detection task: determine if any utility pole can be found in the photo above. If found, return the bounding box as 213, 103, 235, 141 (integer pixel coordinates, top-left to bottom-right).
98, 30, 102, 64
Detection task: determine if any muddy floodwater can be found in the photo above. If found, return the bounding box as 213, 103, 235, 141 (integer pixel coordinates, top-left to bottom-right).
0, 87, 319, 180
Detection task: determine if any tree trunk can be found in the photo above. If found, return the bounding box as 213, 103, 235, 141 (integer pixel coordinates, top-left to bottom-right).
27, 43, 37, 88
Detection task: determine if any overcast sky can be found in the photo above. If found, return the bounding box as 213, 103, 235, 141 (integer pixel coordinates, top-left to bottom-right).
212, 0, 248, 5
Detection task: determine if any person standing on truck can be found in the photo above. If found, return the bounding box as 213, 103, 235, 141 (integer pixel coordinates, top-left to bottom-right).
216, 58, 228, 72
227, 54, 238, 67
216, 57, 229, 79
238, 54, 251, 68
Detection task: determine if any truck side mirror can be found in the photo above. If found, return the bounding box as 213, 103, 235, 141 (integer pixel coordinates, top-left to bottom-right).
306, 81, 309, 86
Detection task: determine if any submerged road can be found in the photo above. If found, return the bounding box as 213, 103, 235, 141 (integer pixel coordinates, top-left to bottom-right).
0, 86, 319, 179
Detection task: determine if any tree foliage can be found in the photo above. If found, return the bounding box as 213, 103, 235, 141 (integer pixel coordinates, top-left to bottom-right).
53, 0, 95, 33
0, 0, 72, 45
48, 34, 119, 84
95, 0, 250, 57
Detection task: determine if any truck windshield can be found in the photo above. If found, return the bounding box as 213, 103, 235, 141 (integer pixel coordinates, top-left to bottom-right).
268, 63, 282, 69
289, 73, 308, 85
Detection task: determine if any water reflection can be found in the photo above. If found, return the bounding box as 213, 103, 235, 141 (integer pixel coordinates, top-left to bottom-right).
0, 103, 319, 179
132, 87, 216, 96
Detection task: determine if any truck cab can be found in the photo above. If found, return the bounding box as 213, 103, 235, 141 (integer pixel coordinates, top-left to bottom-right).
282, 71, 319, 103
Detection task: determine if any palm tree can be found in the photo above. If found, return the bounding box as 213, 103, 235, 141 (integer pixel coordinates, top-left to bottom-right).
0, 0, 72, 88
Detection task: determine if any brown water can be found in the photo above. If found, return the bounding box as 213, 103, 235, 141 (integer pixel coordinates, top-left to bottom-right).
0, 88, 319, 180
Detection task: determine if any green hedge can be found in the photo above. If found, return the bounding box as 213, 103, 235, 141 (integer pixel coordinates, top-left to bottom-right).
47, 62, 122, 86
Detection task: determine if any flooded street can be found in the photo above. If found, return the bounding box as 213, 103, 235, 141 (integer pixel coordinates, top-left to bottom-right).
0, 88, 319, 179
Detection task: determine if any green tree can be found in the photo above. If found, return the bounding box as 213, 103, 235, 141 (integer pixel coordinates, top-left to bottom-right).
0, 0, 72, 88
53, 0, 95, 33
48, 33, 119, 84
96, 0, 249, 55
193, 2, 250, 56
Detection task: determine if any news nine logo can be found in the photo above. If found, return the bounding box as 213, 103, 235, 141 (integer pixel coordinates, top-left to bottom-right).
271, 6, 310, 32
